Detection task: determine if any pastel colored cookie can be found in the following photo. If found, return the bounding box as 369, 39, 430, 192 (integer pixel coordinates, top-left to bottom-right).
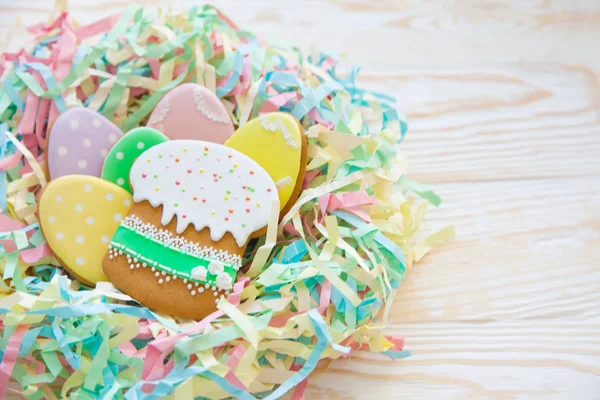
47, 107, 123, 179
101, 127, 168, 193
39, 175, 133, 286
103, 140, 278, 319
224, 113, 306, 215
147, 83, 234, 143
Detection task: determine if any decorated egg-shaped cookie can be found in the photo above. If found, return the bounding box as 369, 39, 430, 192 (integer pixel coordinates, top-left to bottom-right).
147, 83, 234, 143
39, 175, 133, 286
102, 140, 278, 319
101, 127, 168, 193
47, 108, 123, 179
225, 113, 306, 214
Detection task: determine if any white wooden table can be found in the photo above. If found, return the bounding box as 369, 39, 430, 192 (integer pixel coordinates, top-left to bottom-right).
2, 1, 599, 398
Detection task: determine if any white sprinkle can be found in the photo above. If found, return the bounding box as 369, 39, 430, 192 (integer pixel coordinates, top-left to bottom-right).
56, 232, 64, 240
57, 146, 68, 156
92, 119, 101, 128
191, 291, 196, 296
55, 195, 62, 202
154, 272, 160, 277
117, 178, 125, 186
113, 213, 122, 221
108, 134, 118, 143
124, 199, 131, 207
158, 279, 163, 284
48, 216, 56, 224
105, 193, 114, 201
116, 151, 124, 160
137, 142, 145, 149
165, 276, 170, 282
101, 235, 109, 244
69, 119, 79, 130
86, 217, 95, 225
78, 159, 87, 169
83, 138, 91, 148
100, 148, 108, 157
76, 257, 84, 265
76, 235, 85, 244
75, 204, 83, 212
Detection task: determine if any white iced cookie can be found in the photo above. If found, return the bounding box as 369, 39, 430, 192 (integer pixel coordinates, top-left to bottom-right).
130, 140, 279, 247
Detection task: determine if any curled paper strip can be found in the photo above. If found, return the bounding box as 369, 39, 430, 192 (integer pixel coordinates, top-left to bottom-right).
0, 5, 453, 399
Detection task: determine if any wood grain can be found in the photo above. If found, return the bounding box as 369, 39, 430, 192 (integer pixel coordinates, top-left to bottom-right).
2, 0, 599, 398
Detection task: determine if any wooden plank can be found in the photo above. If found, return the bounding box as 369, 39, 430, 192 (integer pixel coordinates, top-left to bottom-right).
306, 321, 600, 399
391, 176, 600, 322
363, 65, 600, 183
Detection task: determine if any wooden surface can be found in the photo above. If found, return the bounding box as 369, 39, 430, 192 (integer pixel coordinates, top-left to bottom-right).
2, 0, 599, 398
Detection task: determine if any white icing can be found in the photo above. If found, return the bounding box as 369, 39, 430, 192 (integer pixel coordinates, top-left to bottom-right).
259, 115, 300, 149
130, 140, 278, 247
192, 87, 230, 124
191, 266, 208, 281
216, 273, 233, 290
148, 96, 170, 133
275, 176, 293, 189
208, 260, 224, 275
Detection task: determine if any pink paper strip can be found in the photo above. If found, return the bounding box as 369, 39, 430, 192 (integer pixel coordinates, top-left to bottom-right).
0, 324, 30, 398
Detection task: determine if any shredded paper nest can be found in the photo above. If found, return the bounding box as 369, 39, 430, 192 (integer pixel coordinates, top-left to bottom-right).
0, 5, 454, 399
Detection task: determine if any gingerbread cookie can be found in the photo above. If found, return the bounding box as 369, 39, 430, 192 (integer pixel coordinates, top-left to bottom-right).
147, 83, 235, 143
225, 113, 306, 215
102, 140, 278, 319
101, 127, 168, 193
47, 107, 123, 179
38, 175, 133, 286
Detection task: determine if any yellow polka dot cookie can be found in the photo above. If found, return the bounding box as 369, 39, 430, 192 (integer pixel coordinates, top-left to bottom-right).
39, 175, 133, 286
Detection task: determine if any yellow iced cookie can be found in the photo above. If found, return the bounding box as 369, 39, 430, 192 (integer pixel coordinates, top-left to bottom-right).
224, 113, 306, 214
39, 175, 133, 286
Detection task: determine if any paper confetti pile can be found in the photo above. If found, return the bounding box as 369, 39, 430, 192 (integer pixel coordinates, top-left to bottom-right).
0, 4, 454, 399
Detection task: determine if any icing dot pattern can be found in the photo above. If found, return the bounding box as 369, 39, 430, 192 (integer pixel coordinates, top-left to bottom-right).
101, 127, 168, 193
47, 107, 123, 179
39, 175, 133, 285
130, 140, 278, 247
